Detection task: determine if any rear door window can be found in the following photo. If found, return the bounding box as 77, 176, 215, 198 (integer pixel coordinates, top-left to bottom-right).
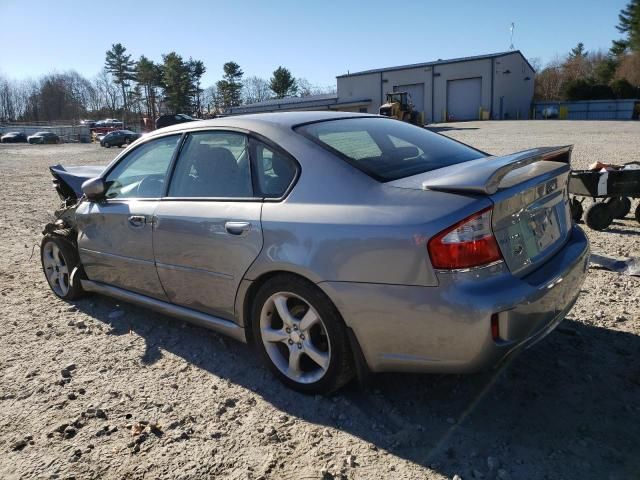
296, 117, 484, 181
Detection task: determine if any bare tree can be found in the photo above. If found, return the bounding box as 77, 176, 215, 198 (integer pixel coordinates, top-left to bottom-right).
86, 77, 104, 113
242, 76, 271, 104
615, 52, 640, 86
0, 75, 16, 120
96, 69, 121, 115
296, 77, 336, 97
528, 57, 542, 72
534, 57, 564, 100
201, 85, 217, 116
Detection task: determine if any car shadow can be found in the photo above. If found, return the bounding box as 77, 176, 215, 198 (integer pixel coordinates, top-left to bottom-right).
70, 294, 640, 479
426, 126, 480, 133
608, 227, 640, 236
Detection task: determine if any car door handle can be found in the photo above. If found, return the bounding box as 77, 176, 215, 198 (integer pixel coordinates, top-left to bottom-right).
128, 215, 146, 228
225, 221, 251, 235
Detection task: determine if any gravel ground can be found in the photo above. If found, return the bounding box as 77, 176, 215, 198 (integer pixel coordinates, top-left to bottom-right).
0, 120, 638, 480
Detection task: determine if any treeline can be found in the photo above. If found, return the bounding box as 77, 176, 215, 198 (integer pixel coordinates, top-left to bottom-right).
0, 43, 335, 123
535, 0, 640, 101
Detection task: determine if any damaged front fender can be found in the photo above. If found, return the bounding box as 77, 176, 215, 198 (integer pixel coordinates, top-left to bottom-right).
46, 164, 105, 235
49, 164, 106, 203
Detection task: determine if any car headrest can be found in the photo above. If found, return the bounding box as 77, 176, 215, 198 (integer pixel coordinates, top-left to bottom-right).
192, 145, 239, 179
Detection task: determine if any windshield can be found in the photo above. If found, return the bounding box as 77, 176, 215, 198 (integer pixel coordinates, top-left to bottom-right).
296, 117, 484, 181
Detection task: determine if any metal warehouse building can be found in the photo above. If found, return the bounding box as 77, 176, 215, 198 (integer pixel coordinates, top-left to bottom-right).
231, 50, 535, 123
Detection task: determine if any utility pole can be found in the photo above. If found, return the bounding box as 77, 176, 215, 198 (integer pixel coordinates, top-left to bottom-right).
509, 22, 515, 50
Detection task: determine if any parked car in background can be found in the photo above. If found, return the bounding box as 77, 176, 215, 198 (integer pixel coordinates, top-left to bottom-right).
100, 129, 141, 148
155, 113, 195, 129
28, 131, 60, 144
1, 132, 28, 143
41, 112, 589, 394
98, 118, 123, 128
91, 119, 125, 138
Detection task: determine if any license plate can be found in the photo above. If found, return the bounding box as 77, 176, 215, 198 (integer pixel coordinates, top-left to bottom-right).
529, 205, 561, 252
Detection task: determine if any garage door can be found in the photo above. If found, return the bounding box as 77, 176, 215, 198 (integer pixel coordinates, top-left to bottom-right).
447, 78, 482, 121
394, 83, 424, 114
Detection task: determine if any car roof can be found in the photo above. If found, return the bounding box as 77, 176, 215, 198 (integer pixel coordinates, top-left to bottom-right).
148, 111, 378, 138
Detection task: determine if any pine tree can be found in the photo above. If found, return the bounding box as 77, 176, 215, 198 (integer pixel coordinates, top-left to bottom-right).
269, 67, 297, 99
105, 43, 135, 122
216, 62, 244, 110
135, 55, 160, 118
613, 0, 640, 53
618, 0, 640, 51
160, 52, 192, 114
569, 42, 588, 58
188, 59, 206, 116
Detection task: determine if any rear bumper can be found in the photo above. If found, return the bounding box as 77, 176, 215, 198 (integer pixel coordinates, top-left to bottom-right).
320, 226, 589, 373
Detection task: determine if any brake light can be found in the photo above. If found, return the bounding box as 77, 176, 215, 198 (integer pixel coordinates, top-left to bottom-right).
428, 207, 503, 269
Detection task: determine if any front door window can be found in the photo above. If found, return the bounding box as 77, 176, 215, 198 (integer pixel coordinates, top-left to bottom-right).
104, 135, 180, 199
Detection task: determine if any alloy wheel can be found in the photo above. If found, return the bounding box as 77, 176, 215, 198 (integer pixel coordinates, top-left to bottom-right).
42, 241, 70, 296
259, 292, 331, 384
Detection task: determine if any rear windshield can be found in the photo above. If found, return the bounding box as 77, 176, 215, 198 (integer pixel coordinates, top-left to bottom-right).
296, 117, 484, 181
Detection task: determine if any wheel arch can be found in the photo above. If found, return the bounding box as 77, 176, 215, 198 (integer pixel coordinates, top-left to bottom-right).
237, 269, 323, 342
236, 268, 371, 380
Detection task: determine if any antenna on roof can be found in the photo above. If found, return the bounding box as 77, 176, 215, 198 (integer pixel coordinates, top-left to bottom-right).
509, 22, 515, 50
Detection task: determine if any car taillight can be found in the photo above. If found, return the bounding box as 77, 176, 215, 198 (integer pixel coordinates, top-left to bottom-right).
428, 207, 503, 270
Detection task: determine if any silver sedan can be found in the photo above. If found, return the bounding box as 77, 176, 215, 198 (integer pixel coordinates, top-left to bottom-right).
41, 112, 589, 393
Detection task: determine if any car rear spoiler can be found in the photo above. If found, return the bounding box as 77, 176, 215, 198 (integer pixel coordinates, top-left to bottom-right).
423, 146, 573, 195
49, 164, 106, 202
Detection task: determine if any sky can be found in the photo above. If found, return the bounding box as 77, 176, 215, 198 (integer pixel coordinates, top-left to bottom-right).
0, 0, 629, 88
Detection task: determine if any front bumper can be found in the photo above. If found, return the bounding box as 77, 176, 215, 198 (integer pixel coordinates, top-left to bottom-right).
320, 226, 590, 373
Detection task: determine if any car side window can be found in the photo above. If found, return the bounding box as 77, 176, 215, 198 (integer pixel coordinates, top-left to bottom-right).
104, 135, 180, 199
251, 139, 297, 198
168, 131, 252, 198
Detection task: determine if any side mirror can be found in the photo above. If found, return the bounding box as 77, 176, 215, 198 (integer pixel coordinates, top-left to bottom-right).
81, 177, 107, 201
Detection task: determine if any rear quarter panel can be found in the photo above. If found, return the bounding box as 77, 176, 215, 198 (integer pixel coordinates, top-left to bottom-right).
244, 135, 492, 286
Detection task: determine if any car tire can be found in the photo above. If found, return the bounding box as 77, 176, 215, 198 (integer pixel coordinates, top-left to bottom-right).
251, 275, 354, 394
40, 233, 85, 300
104, 142, 110, 148
605, 197, 631, 219
570, 198, 583, 223
585, 202, 613, 231
635, 203, 640, 225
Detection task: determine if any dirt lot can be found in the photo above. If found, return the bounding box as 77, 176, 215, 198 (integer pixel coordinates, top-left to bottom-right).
0, 121, 639, 480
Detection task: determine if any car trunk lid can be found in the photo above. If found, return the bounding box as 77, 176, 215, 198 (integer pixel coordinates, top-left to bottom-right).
388, 146, 574, 276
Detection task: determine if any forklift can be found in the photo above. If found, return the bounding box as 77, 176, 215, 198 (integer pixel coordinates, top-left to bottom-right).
379, 92, 424, 125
